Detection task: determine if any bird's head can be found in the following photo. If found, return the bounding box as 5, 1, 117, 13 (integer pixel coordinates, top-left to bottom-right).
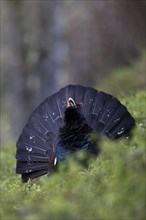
66, 98, 81, 109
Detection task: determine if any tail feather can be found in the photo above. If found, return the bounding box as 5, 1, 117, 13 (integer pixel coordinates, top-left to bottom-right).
22, 170, 48, 183
23, 127, 46, 145
16, 137, 52, 153
16, 153, 50, 163
99, 97, 121, 127
82, 87, 98, 115
16, 161, 49, 173
108, 113, 135, 138
85, 114, 99, 131
39, 101, 60, 133
101, 105, 128, 133
92, 92, 111, 117
44, 95, 63, 126
98, 98, 120, 124
31, 110, 50, 132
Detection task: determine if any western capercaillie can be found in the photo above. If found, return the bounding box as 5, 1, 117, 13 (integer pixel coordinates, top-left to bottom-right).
16, 85, 135, 182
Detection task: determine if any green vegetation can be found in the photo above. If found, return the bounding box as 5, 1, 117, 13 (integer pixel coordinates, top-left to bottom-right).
0, 90, 145, 220
99, 51, 146, 96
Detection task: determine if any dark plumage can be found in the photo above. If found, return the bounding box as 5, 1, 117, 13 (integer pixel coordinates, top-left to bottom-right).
16, 85, 135, 182
57, 106, 98, 163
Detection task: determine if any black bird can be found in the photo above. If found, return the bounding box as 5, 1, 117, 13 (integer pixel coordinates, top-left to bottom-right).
16, 85, 135, 182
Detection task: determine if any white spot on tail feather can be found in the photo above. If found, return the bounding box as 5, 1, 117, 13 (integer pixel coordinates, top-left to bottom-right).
26, 147, 32, 152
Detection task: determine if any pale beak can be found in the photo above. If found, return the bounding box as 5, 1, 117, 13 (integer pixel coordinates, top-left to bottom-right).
67, 98, 76, 108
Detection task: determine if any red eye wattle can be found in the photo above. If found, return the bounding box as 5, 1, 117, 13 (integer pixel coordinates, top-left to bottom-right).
76, 103, 81, 109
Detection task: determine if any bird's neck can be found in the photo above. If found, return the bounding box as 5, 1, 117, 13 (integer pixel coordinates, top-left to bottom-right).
59, 107, 93, 144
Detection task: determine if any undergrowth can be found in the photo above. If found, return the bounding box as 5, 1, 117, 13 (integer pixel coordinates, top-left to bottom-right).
0, 90, 145, 220
98, 51, 146, 96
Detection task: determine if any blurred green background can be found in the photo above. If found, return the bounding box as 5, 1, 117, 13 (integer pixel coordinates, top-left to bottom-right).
0, 0, 146, 220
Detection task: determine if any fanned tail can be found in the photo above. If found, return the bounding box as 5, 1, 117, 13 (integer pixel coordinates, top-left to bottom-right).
16, 85, 135, 182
